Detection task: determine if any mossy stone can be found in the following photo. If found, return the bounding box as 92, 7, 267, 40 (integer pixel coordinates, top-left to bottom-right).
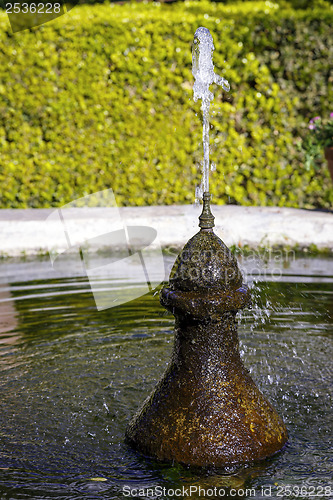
126, 228, 288, 466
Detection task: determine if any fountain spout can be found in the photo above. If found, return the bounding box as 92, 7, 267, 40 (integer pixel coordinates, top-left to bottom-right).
126, 227, 288, 466
125, 27, 288, 467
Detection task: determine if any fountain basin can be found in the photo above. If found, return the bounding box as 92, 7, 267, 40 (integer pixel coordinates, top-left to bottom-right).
0, 253, 332, 497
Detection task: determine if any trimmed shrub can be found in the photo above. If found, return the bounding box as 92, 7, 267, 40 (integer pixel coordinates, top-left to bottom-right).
0, 1, 332, 208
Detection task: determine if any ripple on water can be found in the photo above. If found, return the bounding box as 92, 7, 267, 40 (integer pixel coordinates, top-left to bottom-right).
0, 265, 332, 499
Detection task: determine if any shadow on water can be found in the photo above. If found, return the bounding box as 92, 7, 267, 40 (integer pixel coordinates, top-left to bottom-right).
0, 255, 332, 499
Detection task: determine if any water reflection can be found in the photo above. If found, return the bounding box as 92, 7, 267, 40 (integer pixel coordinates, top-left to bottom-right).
0, 284, 18, 339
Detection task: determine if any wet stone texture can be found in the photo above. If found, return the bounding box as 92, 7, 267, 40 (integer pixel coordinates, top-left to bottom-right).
126, 228, 288, 466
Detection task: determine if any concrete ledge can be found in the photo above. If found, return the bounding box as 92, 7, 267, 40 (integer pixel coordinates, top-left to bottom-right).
0, 205, 332, 257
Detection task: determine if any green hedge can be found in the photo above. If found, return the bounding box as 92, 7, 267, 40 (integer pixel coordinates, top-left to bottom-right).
203, 0, 332, 7
0, 1, 332, 208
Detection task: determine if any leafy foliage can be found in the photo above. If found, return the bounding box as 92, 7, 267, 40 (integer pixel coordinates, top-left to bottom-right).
302, 114, 333, 170
0, 1, 332, 208
206, 0, 331, 7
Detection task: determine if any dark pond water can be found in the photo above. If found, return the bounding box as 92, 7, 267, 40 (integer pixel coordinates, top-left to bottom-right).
0, 254, 332, 499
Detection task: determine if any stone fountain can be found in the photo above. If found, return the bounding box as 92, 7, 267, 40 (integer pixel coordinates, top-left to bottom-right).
125, 28, 288, 466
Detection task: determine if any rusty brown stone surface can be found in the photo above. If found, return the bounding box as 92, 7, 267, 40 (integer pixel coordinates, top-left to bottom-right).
126, 229, 288, 466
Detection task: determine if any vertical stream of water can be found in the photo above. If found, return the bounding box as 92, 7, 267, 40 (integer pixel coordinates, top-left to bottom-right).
192, 27, 230, 198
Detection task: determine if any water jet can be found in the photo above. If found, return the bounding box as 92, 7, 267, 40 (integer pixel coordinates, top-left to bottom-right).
125, 27, 288, 466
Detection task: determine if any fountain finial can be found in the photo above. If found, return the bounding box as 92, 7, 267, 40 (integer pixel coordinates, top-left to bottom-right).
198, 191, 215, 229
